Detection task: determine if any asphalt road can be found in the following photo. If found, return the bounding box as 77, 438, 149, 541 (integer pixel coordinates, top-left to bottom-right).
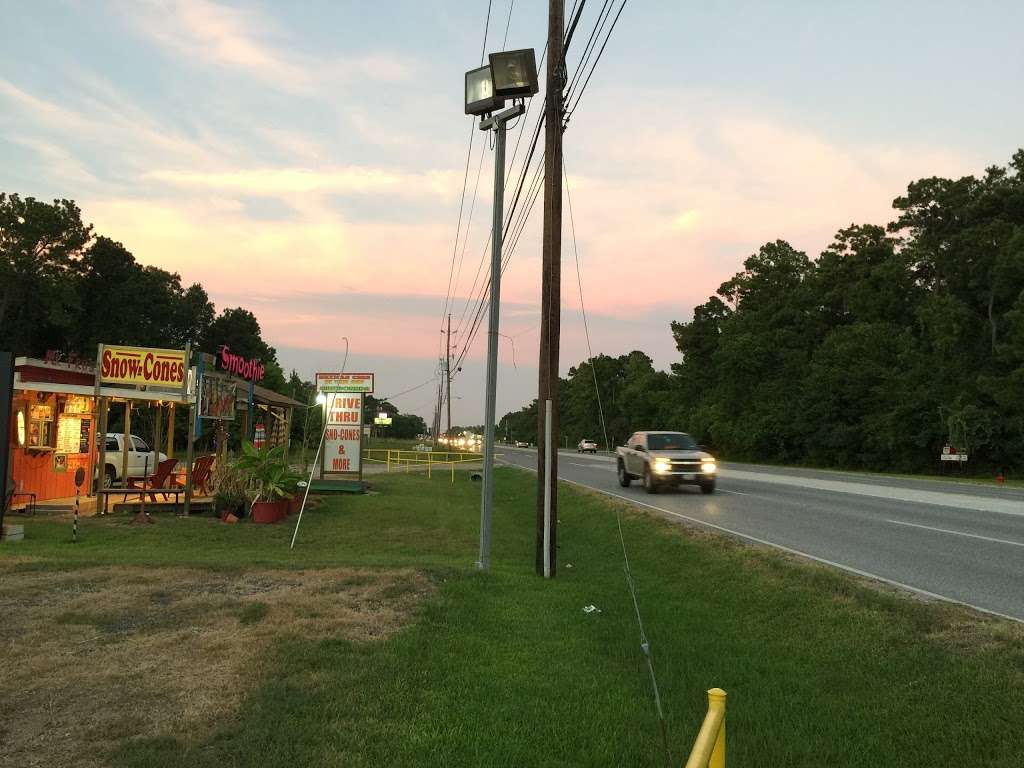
497, 446, 1024, 622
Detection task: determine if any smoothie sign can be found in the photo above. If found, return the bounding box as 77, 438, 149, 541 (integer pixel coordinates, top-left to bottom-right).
217, 345, 265, 383
99, 345, 186, 387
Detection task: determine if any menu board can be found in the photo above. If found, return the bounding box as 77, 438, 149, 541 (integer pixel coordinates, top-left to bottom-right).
62, 396, 91, 415
79, 418, 91, 454
57, 416, 83, 453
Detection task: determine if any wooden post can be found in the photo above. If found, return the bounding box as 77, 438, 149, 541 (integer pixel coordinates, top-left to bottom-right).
87, 395, 98, 498
121, 401, 131, 490
153, 402, 163, 474
166, 403, 175, 458
536, 0, 564, 577
96, 398, 108, 502
183, 401, 195, 516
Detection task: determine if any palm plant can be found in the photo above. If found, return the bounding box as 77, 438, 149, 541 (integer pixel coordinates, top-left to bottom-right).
235, 442, 301, 503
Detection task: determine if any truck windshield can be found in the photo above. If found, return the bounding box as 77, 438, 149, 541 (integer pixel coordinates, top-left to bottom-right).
647, 433, 697, 450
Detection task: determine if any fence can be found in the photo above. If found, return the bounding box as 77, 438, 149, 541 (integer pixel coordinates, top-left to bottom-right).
684, 688, 726, 768
363, 448, 483, 482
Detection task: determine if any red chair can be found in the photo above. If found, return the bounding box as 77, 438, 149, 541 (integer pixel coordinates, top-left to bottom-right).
128, 458, 180, 502
190, 455, 216, 496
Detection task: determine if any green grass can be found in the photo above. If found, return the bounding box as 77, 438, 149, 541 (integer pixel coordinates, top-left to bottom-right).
4, 469, 1023, 766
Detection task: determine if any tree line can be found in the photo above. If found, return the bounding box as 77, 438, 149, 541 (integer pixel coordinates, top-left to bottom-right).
501, 149, 1024, 474
0, 192, 425, 443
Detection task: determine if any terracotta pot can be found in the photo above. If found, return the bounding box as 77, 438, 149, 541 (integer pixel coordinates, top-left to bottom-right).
251, 501, 279, 524
288, 497, 302, 515
275, 500, 289, 521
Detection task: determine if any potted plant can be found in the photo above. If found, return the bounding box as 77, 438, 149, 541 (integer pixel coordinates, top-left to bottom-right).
235, 442, 293, 523
211, 458, 249, 519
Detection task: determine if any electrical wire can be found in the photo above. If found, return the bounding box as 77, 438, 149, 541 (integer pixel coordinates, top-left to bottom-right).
376, 376, 439, 403
564, 0, 631, 125
563, 161, 609, 455
565, 158, 670, 762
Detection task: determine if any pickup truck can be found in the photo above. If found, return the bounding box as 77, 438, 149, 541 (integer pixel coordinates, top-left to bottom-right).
616, 431, 716, 494
97, 433, 168, 488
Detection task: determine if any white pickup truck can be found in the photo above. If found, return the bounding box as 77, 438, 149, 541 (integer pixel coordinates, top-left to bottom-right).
616, 431, 717, 494
97, 433, 168, 488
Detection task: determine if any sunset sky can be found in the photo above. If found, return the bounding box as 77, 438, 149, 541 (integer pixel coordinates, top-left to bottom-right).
2, 1, 1022, 424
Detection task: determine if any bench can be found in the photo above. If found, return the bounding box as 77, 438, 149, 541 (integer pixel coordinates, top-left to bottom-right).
95, 487, 184, 514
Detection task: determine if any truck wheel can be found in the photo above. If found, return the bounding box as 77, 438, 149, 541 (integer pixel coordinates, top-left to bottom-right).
617, 461, 631, 488
104, 466, 116, 489
700, 480, 716, 495
644, 467, 658, 494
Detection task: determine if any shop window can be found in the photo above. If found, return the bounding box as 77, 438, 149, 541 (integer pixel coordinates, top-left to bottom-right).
28, 404, 56, 450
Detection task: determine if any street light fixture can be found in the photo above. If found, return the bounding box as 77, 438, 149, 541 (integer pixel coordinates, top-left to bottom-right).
463, 48, 538, 572
465, 65, 504, 116
488, 49, 539, 99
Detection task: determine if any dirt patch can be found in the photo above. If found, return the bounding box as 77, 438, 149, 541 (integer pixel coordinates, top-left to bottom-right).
0, 565, 433, 767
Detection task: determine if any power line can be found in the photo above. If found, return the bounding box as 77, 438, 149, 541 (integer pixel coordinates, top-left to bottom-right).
564, 0, 631, 125
450, 108, 547, 365
376, 376, 439, 403
501, 0, 515, 48
565, 156, 669, 761
564, 0, 612, 102
437, 0, 500, 408
564, 160, 609, 454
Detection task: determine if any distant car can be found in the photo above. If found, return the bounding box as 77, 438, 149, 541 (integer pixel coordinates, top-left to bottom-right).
515, 441, 529, 448
577, 439, 598, 453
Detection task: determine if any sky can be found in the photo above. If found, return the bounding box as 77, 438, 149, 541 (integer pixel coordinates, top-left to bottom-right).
2, 1, 1023, 425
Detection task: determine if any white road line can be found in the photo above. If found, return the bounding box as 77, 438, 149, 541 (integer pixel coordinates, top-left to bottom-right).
886, 519, 1024, 548
499, 459, 1023, 624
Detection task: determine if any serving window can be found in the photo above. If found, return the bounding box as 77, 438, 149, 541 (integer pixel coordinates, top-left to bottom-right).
28, 403, 56, 450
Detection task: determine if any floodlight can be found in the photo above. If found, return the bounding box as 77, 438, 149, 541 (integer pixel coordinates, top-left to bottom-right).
489, 49, 539, 99
315, 392, 327, 405
465, 65, 504, 116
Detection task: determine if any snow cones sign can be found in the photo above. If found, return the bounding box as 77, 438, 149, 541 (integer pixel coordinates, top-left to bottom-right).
98, 345, 187, 387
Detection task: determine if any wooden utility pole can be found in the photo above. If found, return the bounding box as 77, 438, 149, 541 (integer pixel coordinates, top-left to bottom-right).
536, 0, 564, 577
446, 313, 452, 436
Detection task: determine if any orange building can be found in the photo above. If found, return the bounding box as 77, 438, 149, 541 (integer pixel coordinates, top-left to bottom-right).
10, 357, 99, 502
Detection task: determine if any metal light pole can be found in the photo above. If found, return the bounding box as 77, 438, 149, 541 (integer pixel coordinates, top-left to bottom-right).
464, 49, 538, 571
477, 102, 524, 570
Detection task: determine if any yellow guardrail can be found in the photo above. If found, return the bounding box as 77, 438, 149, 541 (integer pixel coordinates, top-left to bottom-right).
363, 448, 483, 483
684, 688, 726, 768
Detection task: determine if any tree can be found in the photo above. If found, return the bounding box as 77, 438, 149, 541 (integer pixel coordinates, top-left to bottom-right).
203, 307, 287, 392
0, 194, 91, 355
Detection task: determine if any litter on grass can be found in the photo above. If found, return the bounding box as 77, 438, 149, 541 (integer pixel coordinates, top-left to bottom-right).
583, 604, 601, 614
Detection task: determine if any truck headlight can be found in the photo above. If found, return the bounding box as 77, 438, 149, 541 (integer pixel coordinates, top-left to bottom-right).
701, 461, 716, 474
653, 458, 671, 473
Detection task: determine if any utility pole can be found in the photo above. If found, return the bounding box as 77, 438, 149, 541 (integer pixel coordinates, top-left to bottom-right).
445, 313, 452, 437
536, 0, 564, 578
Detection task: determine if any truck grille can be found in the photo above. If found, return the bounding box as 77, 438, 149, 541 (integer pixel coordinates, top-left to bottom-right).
669, 460, 702, 471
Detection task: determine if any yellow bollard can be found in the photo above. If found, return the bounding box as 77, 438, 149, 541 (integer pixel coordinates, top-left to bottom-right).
684, 688, 726, 768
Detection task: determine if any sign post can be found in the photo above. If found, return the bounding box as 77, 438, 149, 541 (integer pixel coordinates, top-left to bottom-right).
0, 352, 14, 538
73, 467, 85, 542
